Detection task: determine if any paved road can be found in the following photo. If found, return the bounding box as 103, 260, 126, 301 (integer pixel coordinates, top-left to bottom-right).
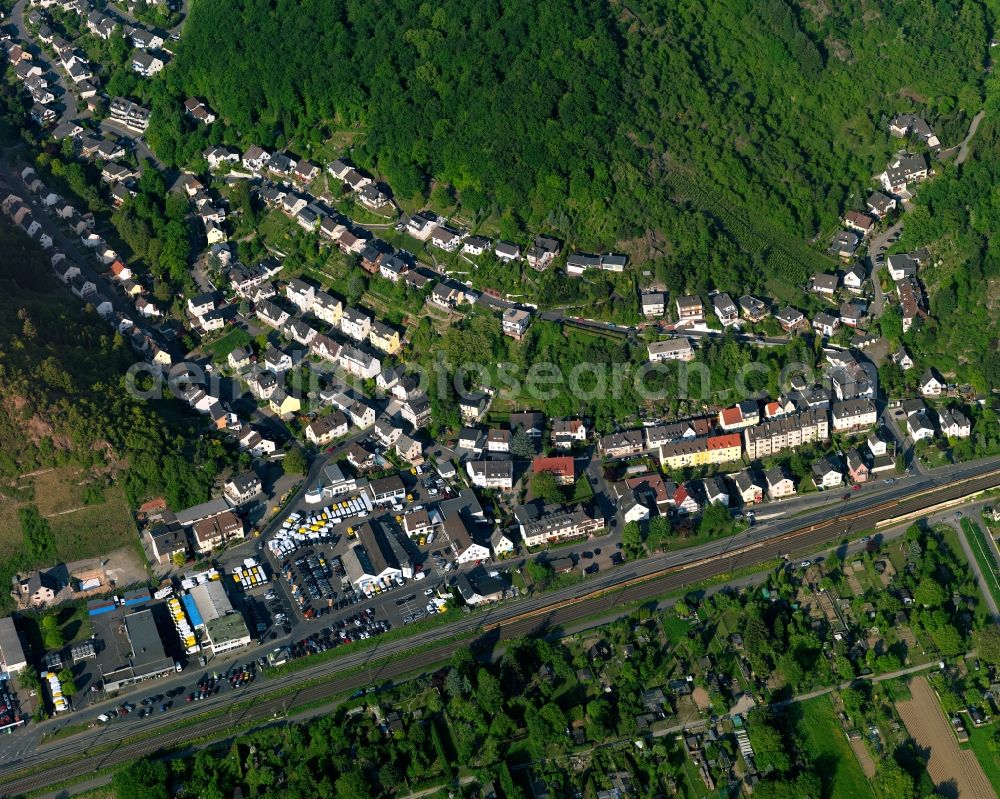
867, 218, 905, 319
10, 0, 85, 126
937, 109, 986, 166
1, 458, 998, 795
954, 518, 1000, 620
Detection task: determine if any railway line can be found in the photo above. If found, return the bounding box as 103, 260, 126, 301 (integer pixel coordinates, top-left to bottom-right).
2, 466, 999, 797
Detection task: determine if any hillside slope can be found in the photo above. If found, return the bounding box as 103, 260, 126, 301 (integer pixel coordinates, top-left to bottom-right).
155, 0, 990, 290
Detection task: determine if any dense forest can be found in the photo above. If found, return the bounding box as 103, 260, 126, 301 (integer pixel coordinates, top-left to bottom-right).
0, 223, 232, 577
146, 0, 989, 293
889, 109, 1000, 393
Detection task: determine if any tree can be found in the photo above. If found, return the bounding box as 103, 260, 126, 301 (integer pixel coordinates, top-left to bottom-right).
646, 515, 671, 551
40, 615, 64, 651
913, 578, 946, 607
510, 429, 535, 458
698, 503, 736, 537
171, 550, 187, 567
283, 446, 308, 475
873, 760, 914, 799
530, 470, 563, 505
622, 521, 643, 558
747, 713, 791, 774
475, 671, 504, 716
334, 768, 372, 799
585, 698, 612, 741
975, 624, 1000, 666
110, 759, 170, 799
58, 667, 77, 697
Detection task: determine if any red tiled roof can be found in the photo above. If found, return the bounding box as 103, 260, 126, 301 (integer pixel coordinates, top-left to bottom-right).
532, 456, 574, 479
720, 406, 742, 426
707, 433, 742, 450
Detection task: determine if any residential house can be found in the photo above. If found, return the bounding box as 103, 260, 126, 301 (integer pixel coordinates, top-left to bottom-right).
256, 300, 289, 328
830, 231, 859, 260
675, 295, 703, 321
647, 338, 694, 363
223, 472, 262, 505
812, 312, 840, 337
938, 408, 971, 439
312, 291, 343, 325
525, 235, 560, 270
269, 388, 302, 418
191, 511, 244, 553
305, 411, 349, 446
845, 449, 869, 484
369, 320, 401, 355
775, 306, 805, 331
832, 398, 877, 433
843, 210, 874, 236
812, 457, 843, 489
131, 50, 165, 77
867, 191, 897, 218
889, 114, 940, 148
843, 262, 866, 292
531, 455, 575, 486
719, 400, 760, 432
491, 529, 515, 558
494, 241, 521, 262
395, 433, 423, 464
400, 394, 432, 428
879, 153, 928, 195
920, 368, 944, 396
731, 470, 763, 505
743, 409, 830, 459
340, 306, 372, 341
811, 272, 839, 296
510, 411, 545, 439
551, 419, 587, 449
887, 253, 919, 281
641, 292, 665, 317
184, 98, 215, 124
262, 347, 293, 373
599, 430, 645, 458
712, 293, 738, 326
486, 428, 511, 453
565, 251, 602, 275
766, 467, 795, 499
892, 349, 915, 371
907, 412, 936, 442
285, 278, 316, 312
227, 345, 253, 371
466, 459, 514, 490
459, 392, 489, 422
699, 476, 729, 507
738, 294, 768, 322
517, 504, 603, 548
501, 308, 531, 340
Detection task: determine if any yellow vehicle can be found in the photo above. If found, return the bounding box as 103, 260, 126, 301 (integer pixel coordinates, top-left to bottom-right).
406, 493, 414, 502
418, 536, 426, 547
395, 515, 402, 523
347, 526, 355, 537
410, 467, 417, 475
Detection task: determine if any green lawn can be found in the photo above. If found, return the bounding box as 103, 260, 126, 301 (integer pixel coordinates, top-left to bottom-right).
797, 696, 874, 799
962, 519, 1000, 608
203, 327, 252, 363
964, 722, 1000, 795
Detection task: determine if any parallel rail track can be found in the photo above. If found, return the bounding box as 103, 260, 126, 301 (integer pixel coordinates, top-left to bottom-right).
2, 468, 998, 797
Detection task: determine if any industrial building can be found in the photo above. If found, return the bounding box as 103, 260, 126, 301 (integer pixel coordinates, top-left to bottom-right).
185, 581, 252, 655
0, 616, 27, 675
101, 608, 174, 691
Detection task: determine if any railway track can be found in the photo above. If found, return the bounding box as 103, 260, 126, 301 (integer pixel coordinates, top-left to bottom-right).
2, 468, 999, 797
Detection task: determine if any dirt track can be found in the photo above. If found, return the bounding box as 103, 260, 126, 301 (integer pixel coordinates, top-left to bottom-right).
896, 676, 995, 799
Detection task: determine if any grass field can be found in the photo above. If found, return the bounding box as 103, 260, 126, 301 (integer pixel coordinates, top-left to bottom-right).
962, 519, 1000, 607
797, 696, 874, 799
965, 722, 1000, 796
0, 467, 137, 566
202, 326, 252, 362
